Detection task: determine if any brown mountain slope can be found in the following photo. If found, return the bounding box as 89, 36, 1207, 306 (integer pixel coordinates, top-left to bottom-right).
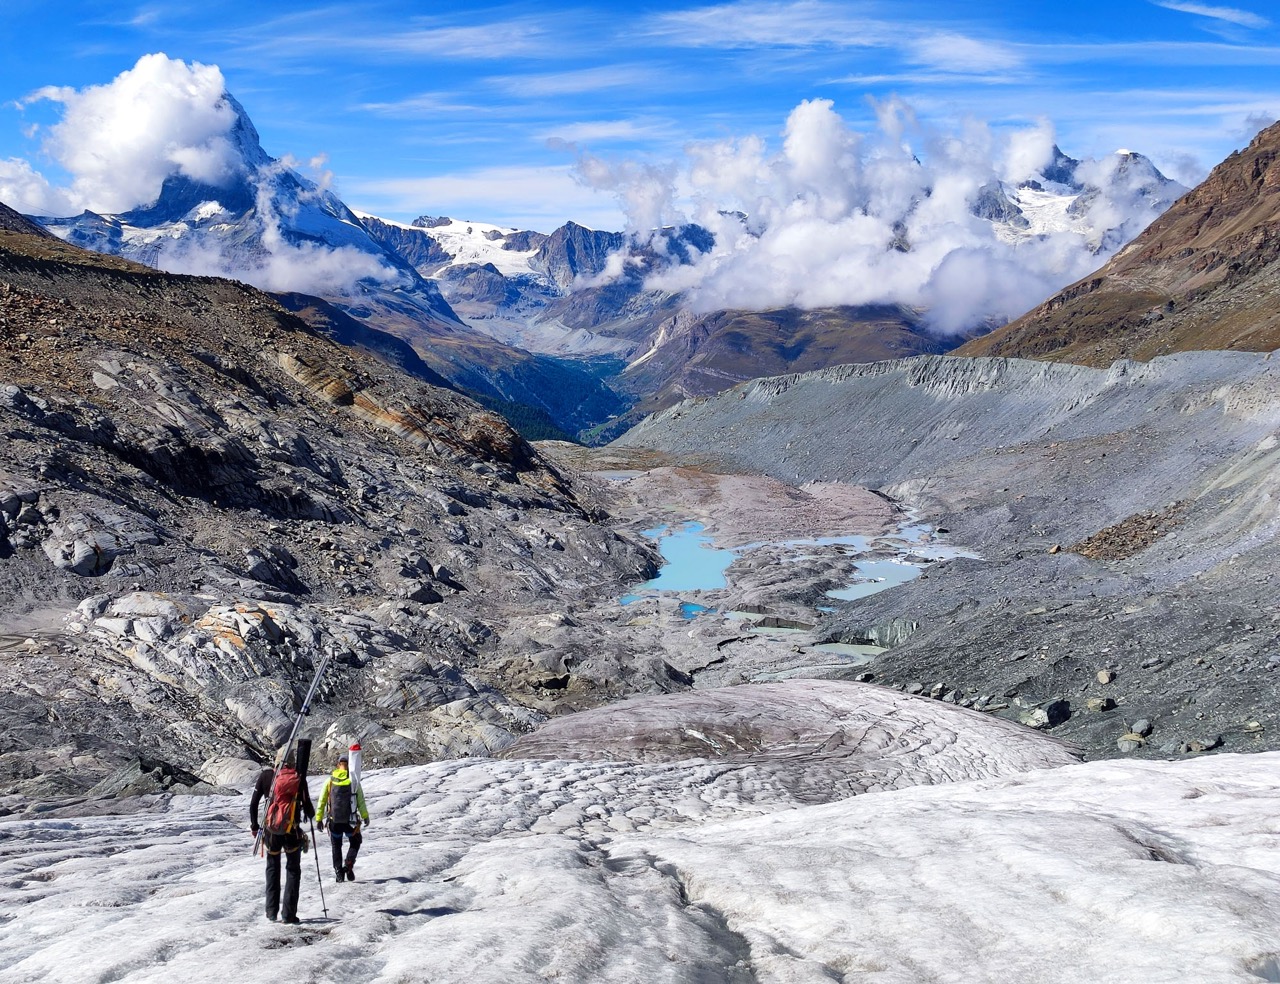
0, 201, 55, 238
600, 304, 955, 440
959, 120, 1280, 365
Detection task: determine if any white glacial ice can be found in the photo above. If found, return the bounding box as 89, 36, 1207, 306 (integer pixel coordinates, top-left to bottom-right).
1, 681, 1277, 983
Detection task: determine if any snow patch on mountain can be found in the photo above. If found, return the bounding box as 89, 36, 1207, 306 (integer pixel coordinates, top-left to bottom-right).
353, 212, 545, 280
997, 185, 1077, 241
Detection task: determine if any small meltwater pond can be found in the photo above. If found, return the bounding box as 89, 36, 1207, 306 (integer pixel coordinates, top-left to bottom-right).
619, 523, 735, 604
825, 558, 925, 601
620, 516, 976, 612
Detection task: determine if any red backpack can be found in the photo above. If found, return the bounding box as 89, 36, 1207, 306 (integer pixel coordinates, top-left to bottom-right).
264, 766, 302, 835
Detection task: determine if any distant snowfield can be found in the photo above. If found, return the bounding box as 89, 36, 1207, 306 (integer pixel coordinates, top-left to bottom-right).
2, 682, 1278, 983
997, 186, 1081, 244
352, 210, 542, 279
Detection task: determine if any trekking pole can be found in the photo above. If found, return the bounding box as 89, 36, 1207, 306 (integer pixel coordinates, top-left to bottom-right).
309, 815, 328, 918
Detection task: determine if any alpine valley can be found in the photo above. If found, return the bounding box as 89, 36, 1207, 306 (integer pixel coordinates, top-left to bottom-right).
3, 76, 1280, 984
31, 93, 1185, 443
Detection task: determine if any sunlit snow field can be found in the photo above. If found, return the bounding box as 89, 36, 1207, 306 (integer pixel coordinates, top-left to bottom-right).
2, 682, 1279, 984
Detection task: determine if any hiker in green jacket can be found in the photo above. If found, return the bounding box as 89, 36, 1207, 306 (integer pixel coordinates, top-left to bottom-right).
315, 752, 369, 882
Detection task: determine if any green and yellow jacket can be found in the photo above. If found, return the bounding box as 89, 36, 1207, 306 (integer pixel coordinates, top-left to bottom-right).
315, 766, 369, 826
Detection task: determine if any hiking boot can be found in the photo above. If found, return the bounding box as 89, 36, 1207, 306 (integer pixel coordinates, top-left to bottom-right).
266, 913, 278, 923
334, 867, 346, 883
344, 864, 356, 882
282, 916, 301, 925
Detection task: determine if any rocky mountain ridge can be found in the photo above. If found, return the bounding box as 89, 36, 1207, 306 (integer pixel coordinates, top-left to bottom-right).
0, 221, 667, 812
28, 100, 625, 442
22, 79, 1187, 442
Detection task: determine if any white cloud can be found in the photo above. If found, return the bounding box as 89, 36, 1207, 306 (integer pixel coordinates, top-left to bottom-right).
1153, 1, 1270, 29
1240, 111, 1278, 138
645, 1, 895, 48
831, 72, 1022, 86
16, 53, 242, 215
1001, 119, 1058, 183
538, 119, 676, 145
487, 65, 662, 99
582, 98, 1179, 334
155, 227, 396, 296
0, 54, 403, 298
358, 93, 482, 117
225, 12, 558, 62
152, 162, 399, 296
0, 157, 79, 216
574, 155, 680, 237
909, 33, 1025, 73
361, 22, 549, 57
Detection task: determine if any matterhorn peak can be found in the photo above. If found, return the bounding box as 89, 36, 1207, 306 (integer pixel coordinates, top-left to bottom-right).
221, 91, 274, 175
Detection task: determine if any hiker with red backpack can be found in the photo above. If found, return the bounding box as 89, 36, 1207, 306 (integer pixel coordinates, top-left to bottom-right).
315, 751, 369, 882
249, 744, 316, 924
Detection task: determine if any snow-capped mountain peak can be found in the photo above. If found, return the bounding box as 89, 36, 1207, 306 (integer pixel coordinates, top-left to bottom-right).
30, 88, 460, 318
222, 92, 274, 175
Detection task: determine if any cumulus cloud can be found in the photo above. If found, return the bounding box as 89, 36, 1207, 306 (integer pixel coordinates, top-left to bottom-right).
574, 154, 679, 238
575, 98, 1181, 334
153, 159, 399, 296
3, 54, 399, 298
1240, 112, 1278, 141
0, 157, 79, 216
11, 53, 241, 215
154, 224, 397, 296
1000, 119, 1057, 184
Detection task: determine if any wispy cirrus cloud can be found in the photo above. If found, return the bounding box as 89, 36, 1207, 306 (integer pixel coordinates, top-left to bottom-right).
211, 7, 562, 61
539, 118, 680, 146
643, 0, 897, 48
832, 72, 1022, 86
1021, 39, 1280, 66
346, 20, 553, 58
358, 93, 483, 117
909, 33, 1024, 73
1153, 1, 1270, 29
486, 65, 666, 98
646, 2, 1022, 82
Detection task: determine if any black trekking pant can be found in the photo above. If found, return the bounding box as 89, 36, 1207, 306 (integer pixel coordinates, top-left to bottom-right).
265, 832, 304, 920
329, 822, 362, 873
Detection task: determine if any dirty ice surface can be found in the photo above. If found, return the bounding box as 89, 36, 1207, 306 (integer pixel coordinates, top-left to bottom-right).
2, 680, 1279, 984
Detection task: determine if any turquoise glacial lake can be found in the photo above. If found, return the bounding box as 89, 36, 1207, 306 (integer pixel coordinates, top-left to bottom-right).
620, 523, 734, 603
621, 516, 973, 609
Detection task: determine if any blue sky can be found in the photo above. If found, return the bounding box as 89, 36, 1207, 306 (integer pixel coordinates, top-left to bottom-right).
1, 0, 1277, 230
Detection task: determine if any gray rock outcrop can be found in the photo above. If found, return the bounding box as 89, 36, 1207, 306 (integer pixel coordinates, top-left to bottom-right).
0, 230, 661, 813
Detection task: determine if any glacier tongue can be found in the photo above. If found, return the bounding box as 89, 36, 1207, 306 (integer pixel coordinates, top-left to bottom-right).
2, 684, 1277, 984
